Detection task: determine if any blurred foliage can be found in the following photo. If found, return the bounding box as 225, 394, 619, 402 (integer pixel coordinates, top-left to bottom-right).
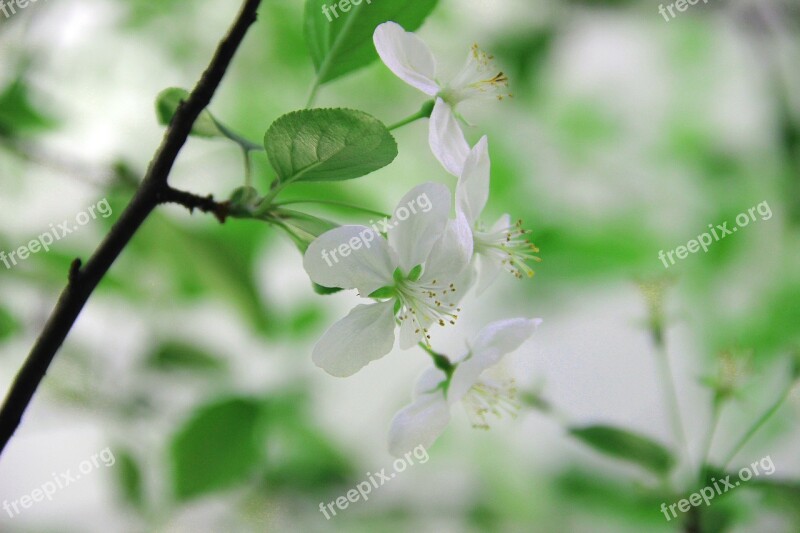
0, 306, 19, 342
170, 397, 267, 500
145, 341, 227, 374
568, 425, 675, 477
1, 0, 799, 530
0, 79, 56, 138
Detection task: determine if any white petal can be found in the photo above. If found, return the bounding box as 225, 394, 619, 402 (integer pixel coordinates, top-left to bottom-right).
311, 300, 397, 377
413, 367, 448, 397
474, 252, 502, 296
451, 258, 477, 299
304, 226, 397, 295
456, 136, 491, 226
388, 392, 450, 457
399, 314, 433, 350
470, 317, 541, 365
373, 22, 439, 95
474, 213, 511, 295
429, 98, 470, 177
447, 44, 510, 103
387, 182, 451, 274
449, 317, 541, 401
420, 211, 474, 284
490, 213, 512, 233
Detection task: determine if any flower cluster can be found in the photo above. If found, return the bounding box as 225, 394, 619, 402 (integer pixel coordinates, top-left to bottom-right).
303, 22, 542, 456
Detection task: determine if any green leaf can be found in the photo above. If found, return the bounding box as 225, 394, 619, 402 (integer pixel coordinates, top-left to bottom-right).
155, 88, 222, 138
115, 450, 144, 510
407, 264, 423, 281
746, 478, 800, 519
0, 307, 19, 342
265, 108, 397, 183
0, 79, 57, 137
368, 286, 395, 299
569, 425, 675, 476
313, 282, 344, 295
261, 390, 354, 489
145, 341, 226, 373
304, 0, 438, 85
170, 397, 266, 500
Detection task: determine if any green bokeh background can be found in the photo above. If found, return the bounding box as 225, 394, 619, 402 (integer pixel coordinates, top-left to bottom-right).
0, 0, 798, 531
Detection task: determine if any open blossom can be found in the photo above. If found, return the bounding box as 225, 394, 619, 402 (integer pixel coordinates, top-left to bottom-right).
373, 21, 510, 176
457, 136, 541, 294
388, 318, 541, 456
303, 183, 473, 377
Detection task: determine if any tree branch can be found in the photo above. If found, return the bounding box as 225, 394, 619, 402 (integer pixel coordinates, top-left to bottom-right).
0, 0, 262, 458
159, 187, 230, 223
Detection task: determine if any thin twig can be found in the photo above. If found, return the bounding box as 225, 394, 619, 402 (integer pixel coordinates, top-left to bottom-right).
0, 0, 262, 458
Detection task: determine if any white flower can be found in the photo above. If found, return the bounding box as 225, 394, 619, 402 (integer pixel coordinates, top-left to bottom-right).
388, 317, 541, 456
373, 21, 511, 176
456, 136, 540, 294
303, 183, 473, 377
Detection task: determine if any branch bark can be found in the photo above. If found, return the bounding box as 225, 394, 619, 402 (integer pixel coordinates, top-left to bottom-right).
0, 0, 262, 457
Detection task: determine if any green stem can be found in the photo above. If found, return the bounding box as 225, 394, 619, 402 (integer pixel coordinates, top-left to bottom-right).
213, 118, 263, 152
242, 147, 253, 188
720, 379, 795, 470
305, 82, 321, 109
274, 199, 390, 218
388, 100, 436, 131
697, 396, 724, 482
652, 324, 691, 468
418, 343, 455, 379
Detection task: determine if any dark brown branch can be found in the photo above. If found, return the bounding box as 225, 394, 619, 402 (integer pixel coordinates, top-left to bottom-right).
159, 187, 230, 223
0, 0, 262, 458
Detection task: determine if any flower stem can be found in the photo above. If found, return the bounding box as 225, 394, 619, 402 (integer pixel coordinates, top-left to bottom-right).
242, 147, 253, 188
305, 81, 321, 109
213, 118, 264, 152
388, 100, 436, 131
274, 199, 390, 218
418, 343, 455, 379
652, 322, 691, 468
697, 395, 724, 482
720, 379, 795, 470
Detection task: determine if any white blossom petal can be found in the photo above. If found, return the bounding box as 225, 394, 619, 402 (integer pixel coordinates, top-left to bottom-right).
473, 213, 511, 294
451, 258, 477, 299
420, 211, 474, 284
373, 22, 439, 95
387, 182, 451, 274
413, 367, 448, 397
429, 98, 470, 176
446, 44, 510, 103
489, 213, 512, 233
304, 226, 397, 295
388, 392, 450, 457
456, 136, 491, 226
475, 253, 502, 295
311, 300, 397, 377
399, 314, 433, 350
449, 318, 540, 401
